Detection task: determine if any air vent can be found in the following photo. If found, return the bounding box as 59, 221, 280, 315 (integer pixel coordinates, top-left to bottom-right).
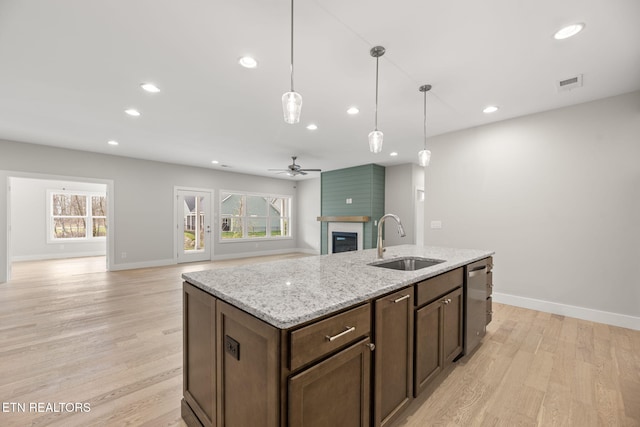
557, 74, 583, 92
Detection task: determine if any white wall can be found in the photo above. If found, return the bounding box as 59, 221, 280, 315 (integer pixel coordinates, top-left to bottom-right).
424, 90, 640, 327
296, 178, 321, 254
0, 139, 299, 281
384, 163, 424, 246
10, 178, 107, 260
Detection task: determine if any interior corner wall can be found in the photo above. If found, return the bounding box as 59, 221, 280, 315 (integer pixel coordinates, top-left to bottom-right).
0, 139, 298, 281
384, 163, 418, 246
296, 178, 321, 254
10, 178, 107, 261
424, 90, 640, 320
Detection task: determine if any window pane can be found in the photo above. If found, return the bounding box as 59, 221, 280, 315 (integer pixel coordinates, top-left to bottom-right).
270, 218, 289, 237
247, 196, 267, 216
92, 218, 107, 237
247, 217, 267, 238
270, 197, 289, 217
53, 218, 87, 238
221, 217, 243, 239
92, 196, 107, 216
221, 193, 244, 216
53, 194, 86, 216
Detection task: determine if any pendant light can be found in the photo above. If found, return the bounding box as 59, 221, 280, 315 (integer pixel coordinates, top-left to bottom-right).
282, 0, 302, 124
368, 46, 385, 153
418, 84, 432, 166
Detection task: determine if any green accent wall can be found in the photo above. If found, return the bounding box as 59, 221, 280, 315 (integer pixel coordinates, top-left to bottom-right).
321, 164, 385, 254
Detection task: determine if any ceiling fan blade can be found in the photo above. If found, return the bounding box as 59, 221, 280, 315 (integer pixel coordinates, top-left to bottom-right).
267, 169, 289, 171
299, 171, 308, 175
299, 168, 322, 172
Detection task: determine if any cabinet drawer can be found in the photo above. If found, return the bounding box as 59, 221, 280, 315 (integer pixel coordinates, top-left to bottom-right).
289, 304, 371, 371
486, 271, 493, 295
415, 268, 464, 307
486, 297, 493, 325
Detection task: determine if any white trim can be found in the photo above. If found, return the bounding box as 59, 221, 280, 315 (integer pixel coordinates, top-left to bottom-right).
212, 248, 304, 261
493, 292, 640, 331
109, 258, 176, 271
12, 251, 106, 262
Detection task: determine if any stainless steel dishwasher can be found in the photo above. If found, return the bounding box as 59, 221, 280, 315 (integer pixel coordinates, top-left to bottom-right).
464, 259, 488, 355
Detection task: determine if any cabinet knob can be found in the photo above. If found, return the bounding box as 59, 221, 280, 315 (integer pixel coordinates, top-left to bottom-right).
365, 343, 376, 351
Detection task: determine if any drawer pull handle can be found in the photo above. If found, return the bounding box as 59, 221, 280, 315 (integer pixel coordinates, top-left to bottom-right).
442, 298, 452, 305
393, 294, 411, 303
326, 326, 355, 342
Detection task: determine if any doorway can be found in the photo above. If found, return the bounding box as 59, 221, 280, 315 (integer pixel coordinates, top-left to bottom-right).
176, 189, 212, 263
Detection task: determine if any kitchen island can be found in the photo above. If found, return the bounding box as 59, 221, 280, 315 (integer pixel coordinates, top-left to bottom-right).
181, 245, 494, 427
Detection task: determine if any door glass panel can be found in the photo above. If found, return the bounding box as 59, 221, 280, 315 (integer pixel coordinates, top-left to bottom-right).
183, 196, 206, 252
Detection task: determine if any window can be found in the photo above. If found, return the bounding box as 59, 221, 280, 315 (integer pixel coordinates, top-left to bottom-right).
220, 192, 291, 240
48, 191, 107, 241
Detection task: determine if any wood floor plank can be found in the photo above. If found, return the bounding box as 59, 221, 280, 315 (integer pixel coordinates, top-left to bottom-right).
1, 255, 639, 427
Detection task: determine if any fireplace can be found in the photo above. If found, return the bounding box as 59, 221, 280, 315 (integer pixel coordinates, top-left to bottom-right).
332, 232, 357, 253
327, 222, 364, 253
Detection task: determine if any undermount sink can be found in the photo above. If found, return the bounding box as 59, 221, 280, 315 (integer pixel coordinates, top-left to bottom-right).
369, 257, 445, 271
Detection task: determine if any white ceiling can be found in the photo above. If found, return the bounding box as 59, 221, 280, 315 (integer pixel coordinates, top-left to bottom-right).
1, 0, 638, 179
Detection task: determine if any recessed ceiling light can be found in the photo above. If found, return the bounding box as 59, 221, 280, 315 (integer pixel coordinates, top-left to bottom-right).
140, 83, 160, 93
347, 107, 360, 115
124, 108, 141, 117
390, 152, 398, 157
211, 160, 219, 164
306, 124, 318, 130
107, 140, 119, 146
238, 56, 258, 68
554, 23, 585, 40
483, 106, 499, 114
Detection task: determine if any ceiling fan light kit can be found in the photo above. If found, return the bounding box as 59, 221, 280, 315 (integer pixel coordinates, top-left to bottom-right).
268, 156, 321, 177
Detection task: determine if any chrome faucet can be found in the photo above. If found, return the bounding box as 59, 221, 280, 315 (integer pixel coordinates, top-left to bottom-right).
377, 214, 406, 259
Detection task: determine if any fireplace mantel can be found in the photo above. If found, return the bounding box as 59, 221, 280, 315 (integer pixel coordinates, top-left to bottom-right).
316, 216, 370, 223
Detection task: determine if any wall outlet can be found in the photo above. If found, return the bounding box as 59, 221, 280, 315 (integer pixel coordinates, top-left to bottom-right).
121, 252, 127, 259
225, 335, 240, 360
346, 198, 352, 204
430, 220, 442, 229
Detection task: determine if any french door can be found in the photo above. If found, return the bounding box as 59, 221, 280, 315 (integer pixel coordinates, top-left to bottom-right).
176, 189, 212, 263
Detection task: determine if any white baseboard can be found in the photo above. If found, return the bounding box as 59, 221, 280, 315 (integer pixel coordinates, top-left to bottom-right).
12, 251, 107, 262
493, 292, 640, 331
296, 248, 321, 255
212, 248, 317, 261
109, 258, 176, 271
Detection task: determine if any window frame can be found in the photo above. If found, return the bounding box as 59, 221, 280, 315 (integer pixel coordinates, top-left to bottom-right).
218, 190, 293, 242
46, 190, 107, 243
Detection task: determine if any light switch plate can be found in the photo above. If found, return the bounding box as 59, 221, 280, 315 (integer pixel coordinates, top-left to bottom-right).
430, 220, 442, 229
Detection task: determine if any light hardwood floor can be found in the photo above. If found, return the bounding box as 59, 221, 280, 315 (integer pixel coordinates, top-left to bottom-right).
1, 256, 638, 427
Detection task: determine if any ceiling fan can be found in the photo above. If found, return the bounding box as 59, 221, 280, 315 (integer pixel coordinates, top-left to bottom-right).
268, 156, 321, 176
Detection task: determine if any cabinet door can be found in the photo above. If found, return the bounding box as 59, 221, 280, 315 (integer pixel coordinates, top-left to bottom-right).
374, 288, 413, 427
443, 287, 463, 365
289, 338, 372, 427
183, 283, 216, 427
217, 301, 279, 427
414, 298, 443, 396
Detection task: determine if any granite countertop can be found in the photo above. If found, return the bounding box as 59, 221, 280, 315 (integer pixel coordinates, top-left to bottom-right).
182, 245, 494, 329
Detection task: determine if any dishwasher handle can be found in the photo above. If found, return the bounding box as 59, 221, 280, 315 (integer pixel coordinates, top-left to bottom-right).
468, 265, 487, 278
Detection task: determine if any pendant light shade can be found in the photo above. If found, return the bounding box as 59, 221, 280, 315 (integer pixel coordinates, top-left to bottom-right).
282, 91, 302, 124
369, 46, 385, 153
282, 0, 301, 124
418, 84, 432, 166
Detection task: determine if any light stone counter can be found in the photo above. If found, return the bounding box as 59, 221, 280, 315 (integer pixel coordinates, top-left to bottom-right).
182, 244, 494, 329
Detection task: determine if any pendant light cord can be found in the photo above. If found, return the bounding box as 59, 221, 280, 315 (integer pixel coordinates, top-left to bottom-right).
374, 56, 379, 130
290, 0, 294, 92
423, 89, 427, 149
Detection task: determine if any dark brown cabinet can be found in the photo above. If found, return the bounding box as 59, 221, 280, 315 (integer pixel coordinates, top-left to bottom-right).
183, 283, 216, 427
414, 270, 463, 397
374, 288, 414, 427
289, 338, 371, 427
